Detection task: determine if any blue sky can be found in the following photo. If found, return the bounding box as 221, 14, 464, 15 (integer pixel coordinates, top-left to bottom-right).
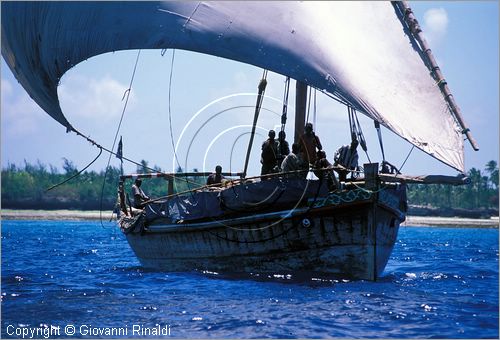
1, 1, 498, 178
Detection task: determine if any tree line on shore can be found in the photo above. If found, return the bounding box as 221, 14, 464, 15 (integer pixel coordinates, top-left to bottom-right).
1, 159, 204, 210
1, 159, 498, 213
406, 161, 498, 218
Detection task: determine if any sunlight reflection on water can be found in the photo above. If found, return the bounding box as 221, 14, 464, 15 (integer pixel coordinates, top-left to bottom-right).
1, 221, 498, 338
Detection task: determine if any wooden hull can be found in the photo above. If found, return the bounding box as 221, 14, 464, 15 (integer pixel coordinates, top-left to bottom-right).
121, 185, 406, 280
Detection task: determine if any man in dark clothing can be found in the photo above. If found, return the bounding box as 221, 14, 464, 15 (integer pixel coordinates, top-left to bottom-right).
261, 130, 279, 176
206, 165, 225, 186
314, 150, 339, 191
132, 178, 149, 209
299, 122, 322, 165
277, 130, 290, 167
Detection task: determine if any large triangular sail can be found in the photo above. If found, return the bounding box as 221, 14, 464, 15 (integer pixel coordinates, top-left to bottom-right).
1, 1, 475, 172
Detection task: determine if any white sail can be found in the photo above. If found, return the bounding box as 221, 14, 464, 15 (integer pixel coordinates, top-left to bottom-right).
1, 1, 467, 171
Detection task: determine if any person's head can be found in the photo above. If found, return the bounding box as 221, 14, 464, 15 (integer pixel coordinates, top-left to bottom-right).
268, 130, 276, 139
317, 150, 326, 160
351, 139, 359, 149
135, 178, 142, 187
291, 143, 300, 154
304, 122, 313, 134
278, 130, 286, 140
215, 165, 222, 174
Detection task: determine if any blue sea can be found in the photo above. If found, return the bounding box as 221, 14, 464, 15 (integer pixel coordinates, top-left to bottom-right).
1, 220, 498, 339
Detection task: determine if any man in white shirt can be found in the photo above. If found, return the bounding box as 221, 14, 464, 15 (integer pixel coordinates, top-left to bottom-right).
333, 139, 359, 181
281, 143, 308, 178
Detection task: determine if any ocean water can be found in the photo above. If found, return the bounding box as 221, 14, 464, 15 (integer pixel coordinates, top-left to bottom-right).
1, 220, 498, 339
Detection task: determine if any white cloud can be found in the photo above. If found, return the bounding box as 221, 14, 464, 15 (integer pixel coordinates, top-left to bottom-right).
423, 8, 449, 46
1, 78, 13, 97
58, 73, 136, 121
1, 78, 45, 136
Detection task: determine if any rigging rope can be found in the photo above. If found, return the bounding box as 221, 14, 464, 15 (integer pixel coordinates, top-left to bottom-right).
374, 120, 386, 163
348, 106, 370, 163
348, 106, 354, 139
167, 49, 181, 172
99, 49, 142, 227
108, 50, 142, 169
374, 120, 401, 174
320, 89, 350, 107
159, 49, 201, 199
353, 109, 370, 163
306, 86, 312, 123
280, 76, 290, 135
71, 129, 193, 181
46, 147, 103, 192
60, 48, 203, 190
165, 49, 194, 197
278, 76, 291, 164
398, 145, 415, 174
313, 88, 317, 127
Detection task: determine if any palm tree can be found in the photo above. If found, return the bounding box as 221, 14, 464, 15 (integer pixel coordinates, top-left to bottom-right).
137, 159, 150, 174
485, 160, 498, 189
467, 168, 482, 209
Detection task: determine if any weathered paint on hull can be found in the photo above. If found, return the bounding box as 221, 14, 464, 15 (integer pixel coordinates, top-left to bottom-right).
123, 187, 405, 280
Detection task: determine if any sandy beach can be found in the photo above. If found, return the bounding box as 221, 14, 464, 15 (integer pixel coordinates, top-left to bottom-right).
1, 209, 498, 228
402, 215, 499, 228
1, 209, 112, 221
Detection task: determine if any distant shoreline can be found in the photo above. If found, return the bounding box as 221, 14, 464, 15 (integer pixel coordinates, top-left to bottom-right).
1, 209, 498, 228
1, 209, 110, 221
402, 215, 498, 228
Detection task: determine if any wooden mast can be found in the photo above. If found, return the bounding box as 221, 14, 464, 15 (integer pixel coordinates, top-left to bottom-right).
242, 72, 268, 178
294, 81, 308, 144
395, 1, 479, 151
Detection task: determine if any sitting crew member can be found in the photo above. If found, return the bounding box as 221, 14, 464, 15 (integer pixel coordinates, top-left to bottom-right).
281, 143, 307, 178
132, 178, 149, 209
207, 165, 225, 186
333, 138, 359, 181
314, 150, 339, 191
261, 130, 279, 176
117, 180, 128, 217
299, 122, 323, 165
277, 130, 290, 167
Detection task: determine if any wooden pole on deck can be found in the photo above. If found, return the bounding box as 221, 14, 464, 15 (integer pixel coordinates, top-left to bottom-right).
243, 72, 268, 178
294, 81, 308, 144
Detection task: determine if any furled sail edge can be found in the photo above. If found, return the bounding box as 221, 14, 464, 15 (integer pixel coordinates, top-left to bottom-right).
0, 1, 467, 172
394, 1, 478, 152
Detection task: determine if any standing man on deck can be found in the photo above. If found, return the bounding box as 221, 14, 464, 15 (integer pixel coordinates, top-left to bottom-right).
261, 130, 279, 176
132, 178, 149, 209
277, 130, 290, 167
299, 122, 323, 165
